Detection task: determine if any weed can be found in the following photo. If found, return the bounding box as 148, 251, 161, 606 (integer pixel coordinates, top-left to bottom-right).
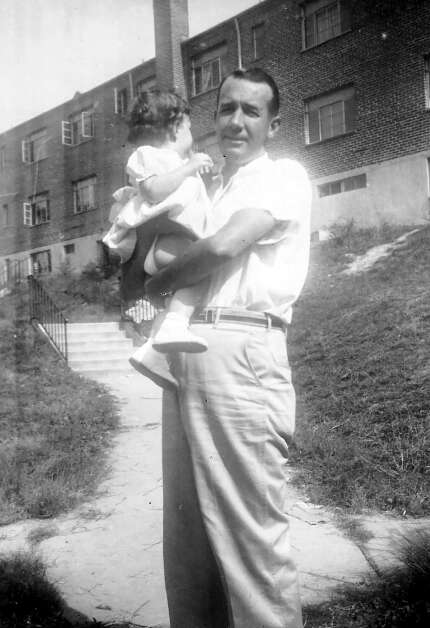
302, 529, 430, 627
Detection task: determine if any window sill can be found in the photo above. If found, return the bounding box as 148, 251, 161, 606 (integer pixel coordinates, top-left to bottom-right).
23, 156, 49, 165
301, 29, 352, 52
27, 222, 51, 228
67, 137, 94, 147
73, 206, 98, 215
305, 130, 355, 146
190, 85, 220, 100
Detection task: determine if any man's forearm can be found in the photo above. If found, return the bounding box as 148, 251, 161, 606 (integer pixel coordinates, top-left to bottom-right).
145, 235, 230, 298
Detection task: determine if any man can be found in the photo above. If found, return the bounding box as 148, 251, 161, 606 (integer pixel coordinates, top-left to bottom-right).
146, 68, 311, 628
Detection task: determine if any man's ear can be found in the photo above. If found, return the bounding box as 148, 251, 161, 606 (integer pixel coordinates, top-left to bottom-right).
268, 116, 280, 139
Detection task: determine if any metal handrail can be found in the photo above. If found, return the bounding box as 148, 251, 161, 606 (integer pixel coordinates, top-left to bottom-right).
120, 295, 160, 325
27, 274, 68, 362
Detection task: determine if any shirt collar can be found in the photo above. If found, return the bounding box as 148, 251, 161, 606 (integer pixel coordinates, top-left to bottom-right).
212, 152, 269, 199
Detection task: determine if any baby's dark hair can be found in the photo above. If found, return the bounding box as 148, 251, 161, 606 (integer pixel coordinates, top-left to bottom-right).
127, 90, 190, 145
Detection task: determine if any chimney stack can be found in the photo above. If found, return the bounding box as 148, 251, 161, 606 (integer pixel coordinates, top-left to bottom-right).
153, 0, 189, 94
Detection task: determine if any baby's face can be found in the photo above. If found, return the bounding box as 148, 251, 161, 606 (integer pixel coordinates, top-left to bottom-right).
175, 115, 193, 157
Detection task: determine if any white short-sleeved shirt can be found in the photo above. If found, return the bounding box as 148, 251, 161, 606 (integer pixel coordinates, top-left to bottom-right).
206, 153, 312, 324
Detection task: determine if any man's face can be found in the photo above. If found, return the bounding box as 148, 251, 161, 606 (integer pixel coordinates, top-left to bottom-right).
215, 77, 279, 168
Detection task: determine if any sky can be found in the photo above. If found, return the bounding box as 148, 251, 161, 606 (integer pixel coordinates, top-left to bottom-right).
0, 0, 260, 133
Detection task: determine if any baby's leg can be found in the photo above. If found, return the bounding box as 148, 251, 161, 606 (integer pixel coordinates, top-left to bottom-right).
149, 234, 209, 353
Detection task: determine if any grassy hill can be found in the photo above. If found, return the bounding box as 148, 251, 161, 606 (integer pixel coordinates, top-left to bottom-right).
0, 289, 120, 524
289, 223, 430, 516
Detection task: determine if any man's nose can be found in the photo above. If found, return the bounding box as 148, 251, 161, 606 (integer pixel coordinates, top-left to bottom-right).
228, 108, 244, 129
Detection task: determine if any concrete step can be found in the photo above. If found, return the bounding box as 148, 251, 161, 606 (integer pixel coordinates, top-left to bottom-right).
68, 348, 133, 360
67, 339, 133, 351
67, 322, 122, 332
69, 357, 133, 372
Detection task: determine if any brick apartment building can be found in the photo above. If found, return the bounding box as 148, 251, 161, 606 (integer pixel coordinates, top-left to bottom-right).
1, 0, 429, 278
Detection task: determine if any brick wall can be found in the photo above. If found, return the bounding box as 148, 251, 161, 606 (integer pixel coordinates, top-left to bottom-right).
184, 0, 430, 178
0, 61, 156, 258
1, 0, 430, 262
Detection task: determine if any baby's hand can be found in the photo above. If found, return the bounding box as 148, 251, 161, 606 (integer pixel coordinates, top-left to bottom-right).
187, 152, 214, 175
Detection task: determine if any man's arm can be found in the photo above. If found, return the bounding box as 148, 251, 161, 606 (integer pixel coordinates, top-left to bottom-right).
145, 208, 277, 299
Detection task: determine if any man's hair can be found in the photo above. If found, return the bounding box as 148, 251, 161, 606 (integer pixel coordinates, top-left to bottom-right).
216, 68, 280, 116
127, 90, 190, 145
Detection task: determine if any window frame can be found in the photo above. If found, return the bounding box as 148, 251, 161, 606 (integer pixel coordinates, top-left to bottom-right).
191, 46, 226, 96
73, 176, 97, 214
304, 86, 356, 144
318, 173, 367, 197
2, 203, 9, 227
251, 23, 265, 61
30, 249, 52, 274
135, 77, 157, 96
23, 192, 50, 226
424, 54, 430, 110
0, 146, 5, 171
62, 110, 94, 146
21, 128, 48, 163
302, 0, 350, 50
114, 87, 129, 115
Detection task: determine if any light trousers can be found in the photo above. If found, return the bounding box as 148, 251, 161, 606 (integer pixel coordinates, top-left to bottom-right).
162, 322, 303, 628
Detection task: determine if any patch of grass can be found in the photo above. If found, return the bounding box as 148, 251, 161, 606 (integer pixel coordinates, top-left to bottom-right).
289, 223, 430, 516
0, 290, 120, 523
302, 529, 430, 627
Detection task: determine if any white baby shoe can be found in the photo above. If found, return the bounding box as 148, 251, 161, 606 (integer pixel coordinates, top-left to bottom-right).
129, 338, 178, 390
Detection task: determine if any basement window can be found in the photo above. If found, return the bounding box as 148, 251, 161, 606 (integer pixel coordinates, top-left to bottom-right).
64, 243, 76, 255
318, 173, 367, 197
31, 249, 51, 274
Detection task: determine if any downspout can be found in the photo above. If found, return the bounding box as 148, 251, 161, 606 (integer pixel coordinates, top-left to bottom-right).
234, 18, 243, 69
128, 72, 134, 100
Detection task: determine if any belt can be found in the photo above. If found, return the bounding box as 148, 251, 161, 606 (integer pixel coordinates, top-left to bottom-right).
191, 307, 285, 330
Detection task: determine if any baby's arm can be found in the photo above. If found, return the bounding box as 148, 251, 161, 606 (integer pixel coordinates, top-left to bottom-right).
140, 152, 213, 204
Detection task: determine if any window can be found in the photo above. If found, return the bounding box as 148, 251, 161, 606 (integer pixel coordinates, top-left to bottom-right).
23, 193, 50, 226
114, 88, 128, 115
252, 23, 265, 60
318, 173, 367, 197
64, 243, 75, 255
302, 0, 351, 49
192, 45, 226, 96
73, 176, 97, 213
62, 110, 94, 145
2, 204, 9, 226
31, 250, 51, 274
135, 77, 156, 96
0, 146, 5, 171
21, 129, 48, 163
305, 86, 356, 143
424, 55, 430, 109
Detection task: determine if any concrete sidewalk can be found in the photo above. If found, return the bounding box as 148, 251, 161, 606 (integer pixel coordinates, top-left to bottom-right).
0, 370, 426, 626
